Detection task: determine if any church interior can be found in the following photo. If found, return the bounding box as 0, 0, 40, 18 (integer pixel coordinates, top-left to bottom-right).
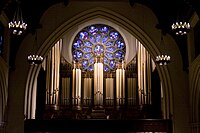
0, 0, 200, 133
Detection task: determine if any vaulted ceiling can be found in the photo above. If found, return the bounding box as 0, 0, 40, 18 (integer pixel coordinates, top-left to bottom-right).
0, 0, 199, 70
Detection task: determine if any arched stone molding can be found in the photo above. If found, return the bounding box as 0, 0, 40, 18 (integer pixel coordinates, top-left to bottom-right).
24, 65, 42, 119
63, 18, 134, 65
0, 57, 8, 130
189, 55, 200, 133
24, 2, 174, 121
0, 11, 9, 132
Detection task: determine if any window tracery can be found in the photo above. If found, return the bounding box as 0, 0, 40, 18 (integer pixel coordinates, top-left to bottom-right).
72, 24, 126, 72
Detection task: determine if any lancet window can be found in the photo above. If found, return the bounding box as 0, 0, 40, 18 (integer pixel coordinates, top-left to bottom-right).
0, 22, 4, 56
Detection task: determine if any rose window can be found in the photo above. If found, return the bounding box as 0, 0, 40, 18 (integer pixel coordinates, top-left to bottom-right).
72, 24, 126, 72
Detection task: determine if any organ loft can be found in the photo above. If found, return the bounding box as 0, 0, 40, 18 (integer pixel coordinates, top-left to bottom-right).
34, 24, 162, 120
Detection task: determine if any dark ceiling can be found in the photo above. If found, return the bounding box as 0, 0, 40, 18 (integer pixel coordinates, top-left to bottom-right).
0, 0, 199, 70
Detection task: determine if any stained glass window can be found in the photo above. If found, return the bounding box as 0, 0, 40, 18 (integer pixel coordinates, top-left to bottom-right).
0, 22, 3, 56
72, 24, 126, 72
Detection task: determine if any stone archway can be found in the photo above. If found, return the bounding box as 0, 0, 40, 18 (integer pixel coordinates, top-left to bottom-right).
24, 3, 173, 120
190, 55, 200, 133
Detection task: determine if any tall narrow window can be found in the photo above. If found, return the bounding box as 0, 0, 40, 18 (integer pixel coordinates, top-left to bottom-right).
0, 22, 4, 56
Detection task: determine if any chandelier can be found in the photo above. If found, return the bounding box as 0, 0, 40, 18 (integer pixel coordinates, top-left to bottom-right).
171, 1, 191, 35
155, 55, 171, 65
8, 1, 27, 35
156, 33, 171, 65
27, 31, 43, 65
27, 54, 43, 65
171, 21, 190, 35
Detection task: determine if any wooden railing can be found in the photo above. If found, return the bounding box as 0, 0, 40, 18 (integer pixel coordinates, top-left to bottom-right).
59, 98, 138, 107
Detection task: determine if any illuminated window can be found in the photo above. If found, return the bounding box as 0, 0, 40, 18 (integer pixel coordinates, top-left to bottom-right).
72, 24, 126, 72
0, 22, 4, 56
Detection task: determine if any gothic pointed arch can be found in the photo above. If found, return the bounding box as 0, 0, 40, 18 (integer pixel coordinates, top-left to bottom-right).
190, 55, 200, 132
24, 3, 173, 120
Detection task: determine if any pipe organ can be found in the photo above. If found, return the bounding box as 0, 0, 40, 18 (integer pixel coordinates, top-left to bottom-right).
72, 61, 82, 108
116, 60, 126, 106
93, 55, 104, 107
44, 40, 155, 113
59, 56, 153, 109
45, 53, 154, 111
40, 25, 161, 121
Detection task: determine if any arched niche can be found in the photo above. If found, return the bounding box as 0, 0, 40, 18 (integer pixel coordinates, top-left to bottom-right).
24, 3, 173, 121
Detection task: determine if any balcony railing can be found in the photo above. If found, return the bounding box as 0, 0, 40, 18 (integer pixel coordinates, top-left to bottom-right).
59, 97, 138, 107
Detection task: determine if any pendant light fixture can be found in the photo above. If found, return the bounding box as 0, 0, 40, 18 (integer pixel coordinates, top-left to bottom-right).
27, 30, 43, 65
8, 0, 27, 35
171, 21, 190, 35
155, 31, 171, 65
171, 1, 191, 35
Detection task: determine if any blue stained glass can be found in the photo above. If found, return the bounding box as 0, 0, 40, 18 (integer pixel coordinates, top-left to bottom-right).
104, 57, 109, 65
84, 41, 93, 47
115, 50, 124, 60
105, 52, 114, 59
94, 45, 104, 55
0, 36, 2, 55
115, 40, 125, 49
105, 41, 113, 46
88, 65, 94, 71
79, 32, 89, 40
106, 47, 116, 52
73, 40, 83, 48
90, 35, 96, 44
82, 60, 88, 68
100, 26, 109, 35
104, 65, 109, 72
89, 26, 98, 35
89, 57, 94, 64
110, 32, 118, 40
73, 50, 83, 60
102, 36, 108, 44
96, 34, 102, 43
82, 47, 92, 53
0, 36, 2, 45
72, 24, 126, 72
0, 23, 3, 56
110, 60, 116, 68
84, 53, 93, 59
